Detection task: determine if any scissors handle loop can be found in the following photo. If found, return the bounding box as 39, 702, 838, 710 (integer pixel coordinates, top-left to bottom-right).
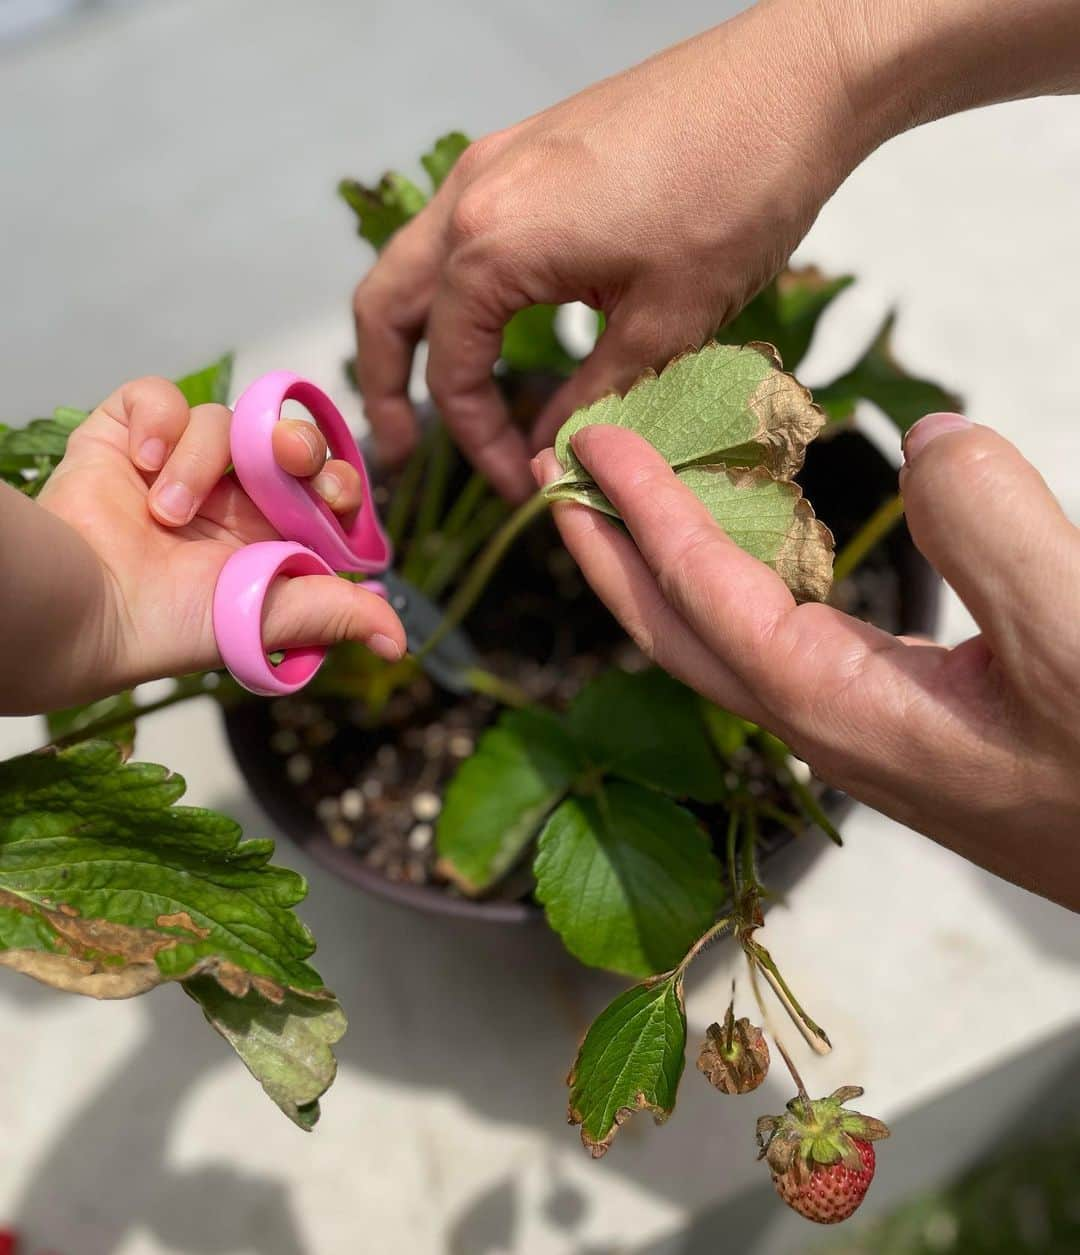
230, 371, 391, 573
212, 372, 393, 697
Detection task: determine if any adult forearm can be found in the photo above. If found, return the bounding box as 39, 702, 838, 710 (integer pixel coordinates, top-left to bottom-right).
804, 0, 1080, 151
0, 483, 110, 714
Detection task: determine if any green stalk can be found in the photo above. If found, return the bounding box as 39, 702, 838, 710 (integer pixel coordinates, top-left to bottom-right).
725, 810, 740, 902
421, 498, 510, 600
745, 938, 832, 1055
402, 425, 453, 584
440, 471, 491, 540
676, 916, 734, 976
831, 490, 904, 585
757, 731, 842, 846
46, 678, 216, 750
462, 666, 530, 708
384, 425, 435, 548
741, 806, 763, 894
417, 490, 551, 664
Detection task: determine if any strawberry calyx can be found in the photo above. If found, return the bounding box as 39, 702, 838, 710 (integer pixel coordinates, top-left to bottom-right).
756, 1086, 889, 1178
697, 998, 770, 1095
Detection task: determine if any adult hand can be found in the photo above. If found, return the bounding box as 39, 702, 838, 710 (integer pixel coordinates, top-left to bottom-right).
534, 415, 1080, 911
354, 0, 1080, 501
352, 1, 867, 499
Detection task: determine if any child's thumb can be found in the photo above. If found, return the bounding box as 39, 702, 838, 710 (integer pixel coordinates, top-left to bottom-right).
260, 573, 406, 663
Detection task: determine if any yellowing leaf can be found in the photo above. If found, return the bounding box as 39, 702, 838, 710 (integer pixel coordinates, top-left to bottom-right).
543, 343, 834, 603
549, 342, 823, 484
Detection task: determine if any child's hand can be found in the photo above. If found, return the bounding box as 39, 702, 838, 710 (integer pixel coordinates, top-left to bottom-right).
36, 376, 405, 704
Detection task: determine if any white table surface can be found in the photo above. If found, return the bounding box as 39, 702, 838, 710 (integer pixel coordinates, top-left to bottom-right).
1, 3, 1079, 1253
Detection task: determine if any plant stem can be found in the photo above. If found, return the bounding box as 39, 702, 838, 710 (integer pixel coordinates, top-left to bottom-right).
385, 426, 434, 548
773, 1035, 815, 1123
417, 489, 551, 664
831, 491, 904, 586
676, 916, 733, 975
441, 471, 491, 541
403, 426, 453, 585
745, 939, 832, 1055
47, 681, 209, 750
725, 810, 740, 902
462, 666, 530, 708
422, 498, 510, 601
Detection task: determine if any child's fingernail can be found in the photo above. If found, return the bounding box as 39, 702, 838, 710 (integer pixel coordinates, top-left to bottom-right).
903, 413, 971, 464
137, 437, 167, 471
154, 481, 195, 524
313, 470, 342, 505
367, 632, 403, 662
294, 423, 323, 461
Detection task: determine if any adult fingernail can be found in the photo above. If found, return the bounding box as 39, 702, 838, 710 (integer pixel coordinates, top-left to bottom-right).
903, 413, 972, 464
367, 632, 403, 662
531, 450, 560, 487
153, 481, 195, 524
313, 470, 342, 506
137, 437, 167, 471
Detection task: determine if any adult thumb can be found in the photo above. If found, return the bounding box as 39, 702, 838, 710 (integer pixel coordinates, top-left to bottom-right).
899, 413, 1074, 670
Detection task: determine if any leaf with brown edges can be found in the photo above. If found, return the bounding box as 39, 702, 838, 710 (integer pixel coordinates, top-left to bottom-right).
567, 970, 686, 1157
0, 739, 343, 1126
544, 343, 834, 602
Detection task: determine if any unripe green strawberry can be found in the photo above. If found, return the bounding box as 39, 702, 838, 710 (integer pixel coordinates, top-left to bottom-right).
697, 999, 769, 1095
756, 1086, 889, 1224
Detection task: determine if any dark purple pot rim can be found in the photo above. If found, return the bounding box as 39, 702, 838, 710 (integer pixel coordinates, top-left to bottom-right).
222, 430, 940, 924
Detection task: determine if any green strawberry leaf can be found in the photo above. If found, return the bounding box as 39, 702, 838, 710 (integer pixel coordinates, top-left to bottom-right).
499, 304, 578, 376
0, 740, 343, 1125
534, 781, 722, 977
0, 407, 88, 497
436, 707, 583, 895
1, 355, 235, 499
185, 976, 346, 1131
420, 131, 470, 191
700, 702, 755, 759
543, 343, 834, 603
567, 970, 686, 1157
718, 267, 854, 373
174, 352, 234, 408
568, 669, 724, 802
0, 741, 327, 997
339, 171, 427, 251
814, 311, 962, 432
46, 691, 137, 755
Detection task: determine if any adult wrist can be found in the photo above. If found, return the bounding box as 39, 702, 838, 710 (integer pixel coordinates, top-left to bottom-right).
807, 0, 1080, 147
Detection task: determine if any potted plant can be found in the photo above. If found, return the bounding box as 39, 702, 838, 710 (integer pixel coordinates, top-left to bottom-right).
0, 133, 956, 1224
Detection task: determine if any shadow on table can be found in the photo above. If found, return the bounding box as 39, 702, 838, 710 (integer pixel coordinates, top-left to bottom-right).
5, 783, 1075, 1255
2, 978, 308, 1255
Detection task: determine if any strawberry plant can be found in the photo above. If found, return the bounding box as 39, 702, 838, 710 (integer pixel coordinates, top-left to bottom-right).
0, 134, 958, 1226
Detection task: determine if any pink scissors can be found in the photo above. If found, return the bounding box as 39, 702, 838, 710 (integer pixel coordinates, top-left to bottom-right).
212, 371, 393, 697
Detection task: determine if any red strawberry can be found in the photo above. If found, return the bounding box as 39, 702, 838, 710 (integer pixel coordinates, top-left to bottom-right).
756, 1085, 889, 1224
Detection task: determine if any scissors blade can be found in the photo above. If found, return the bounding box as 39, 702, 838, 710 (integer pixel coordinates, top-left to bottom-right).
378, 569, 481, 696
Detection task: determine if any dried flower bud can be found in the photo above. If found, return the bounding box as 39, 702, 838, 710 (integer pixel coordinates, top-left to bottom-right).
697, 1001, 770, 1095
